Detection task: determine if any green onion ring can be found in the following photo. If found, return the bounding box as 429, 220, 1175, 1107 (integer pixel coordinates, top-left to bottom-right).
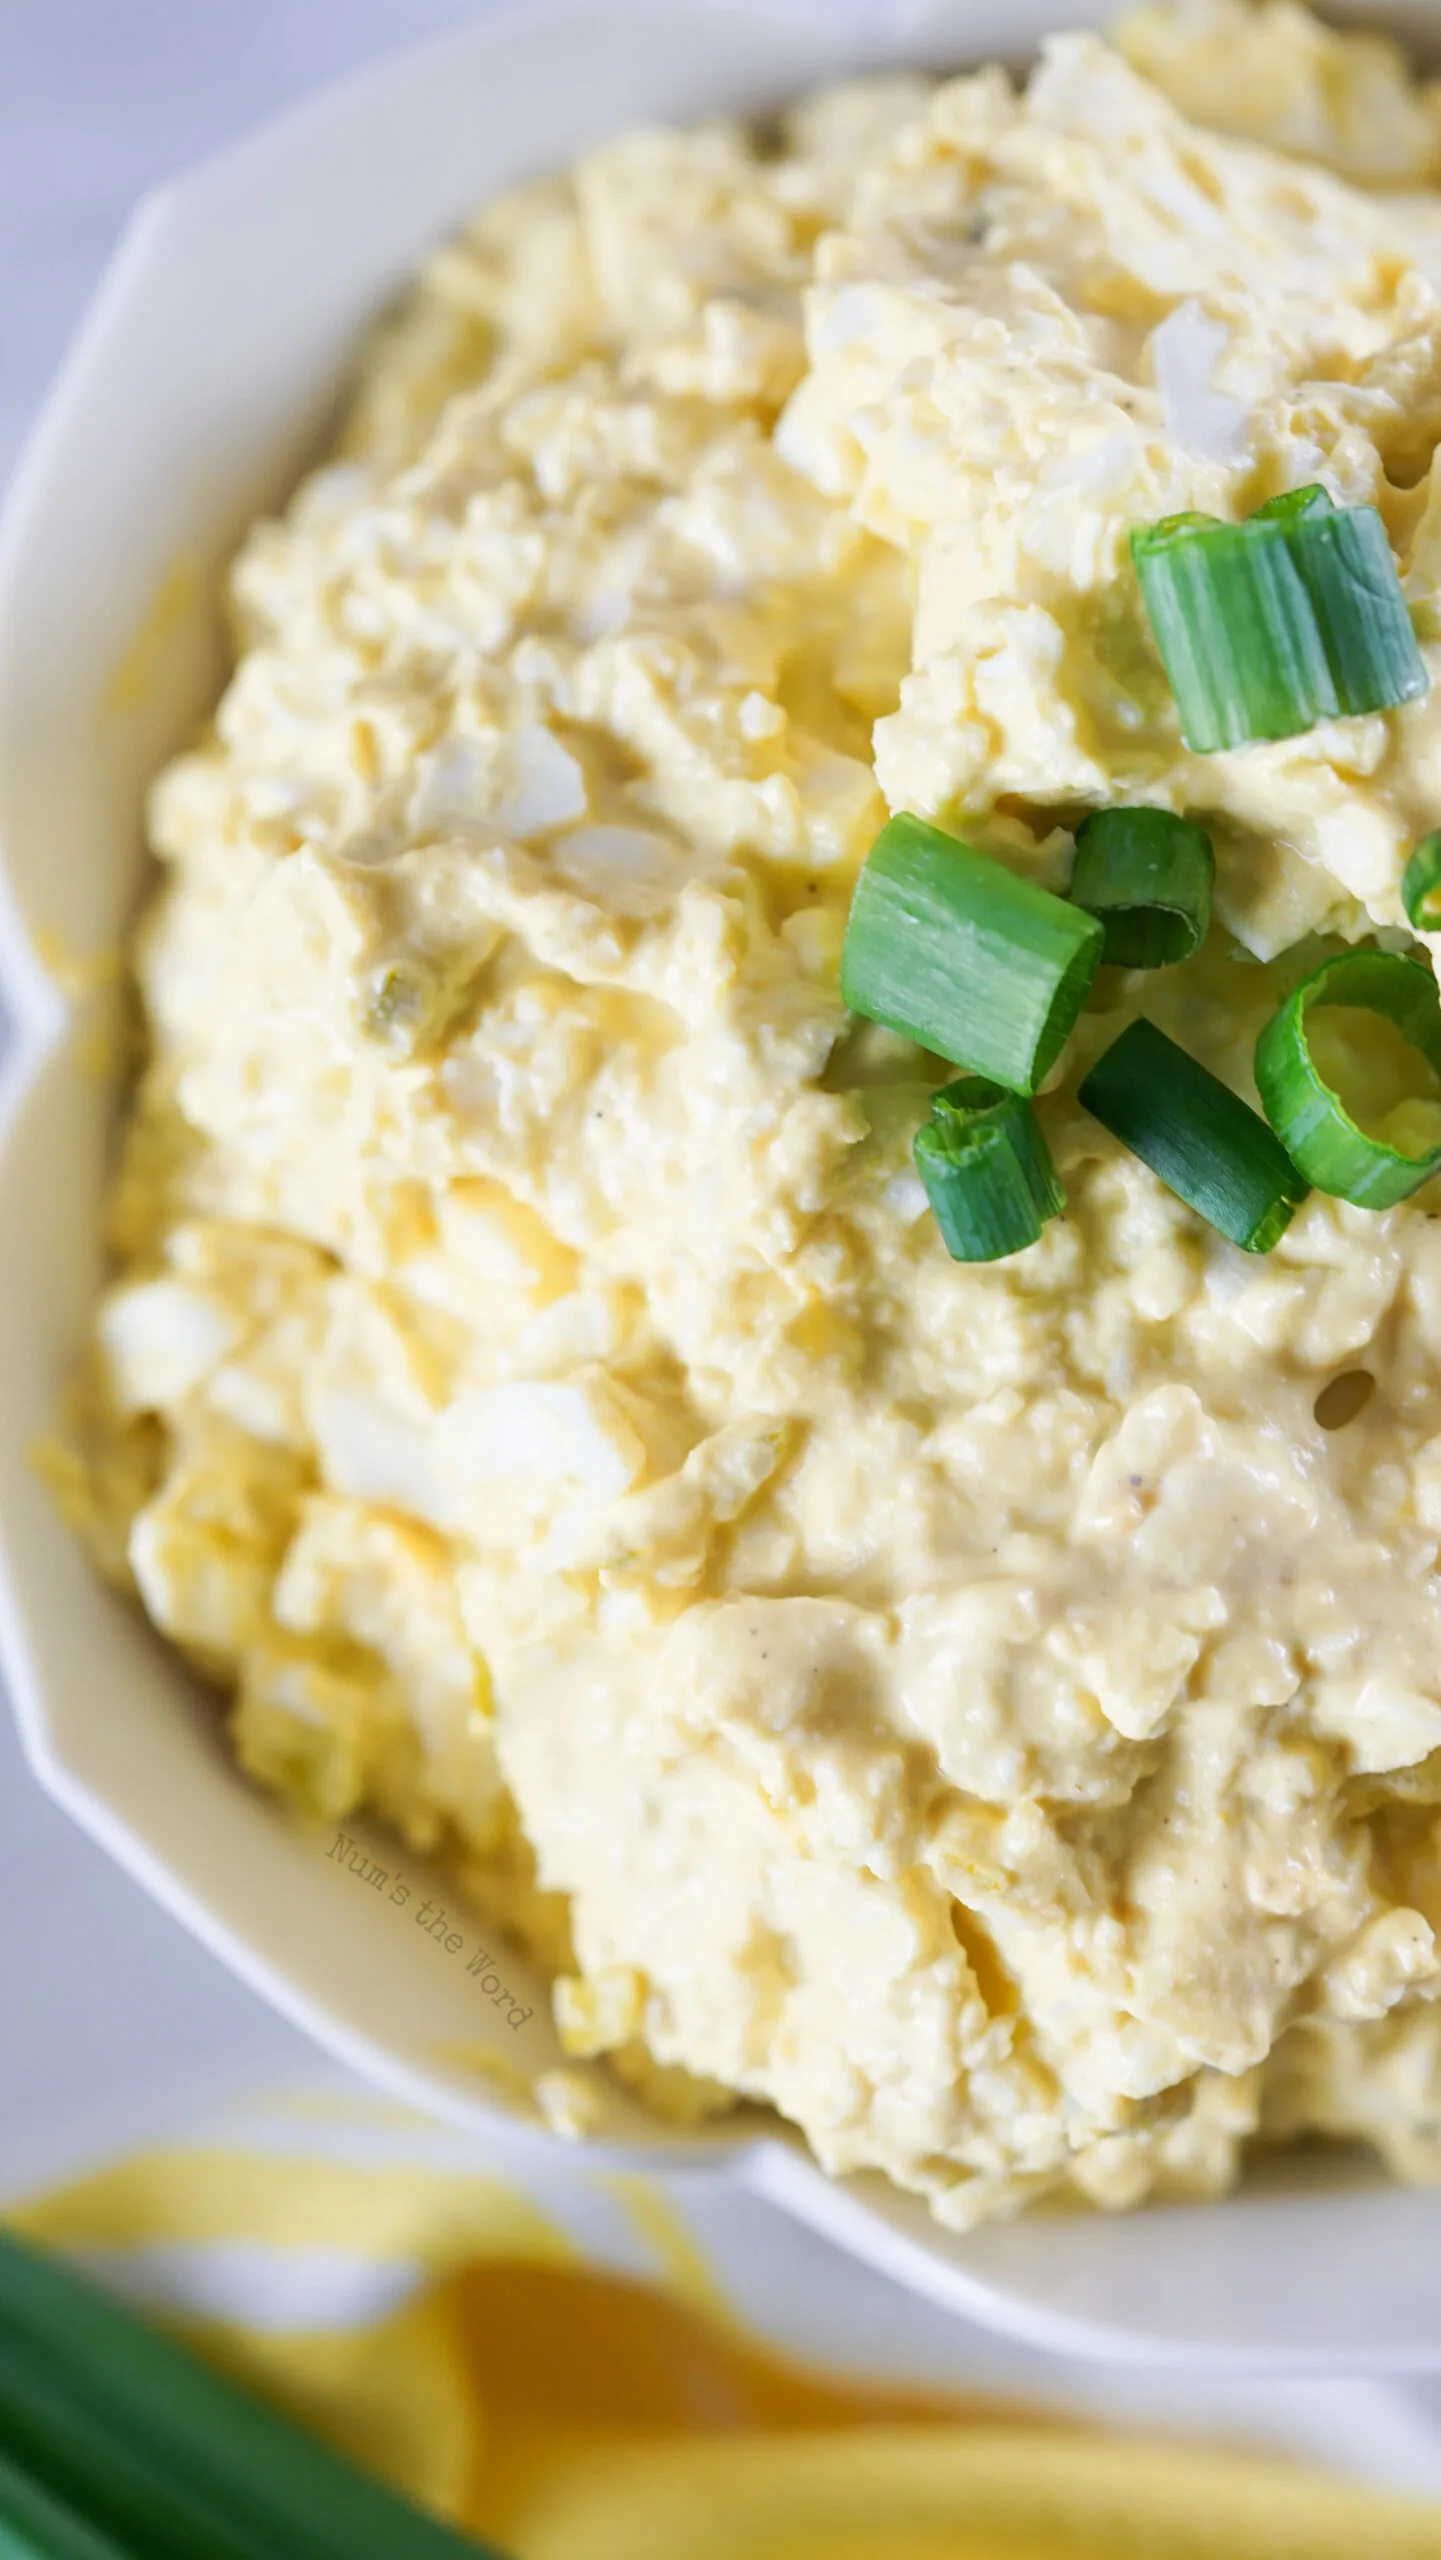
841, 813, 1102, 1095
1254, 947, 1441, 1208
1080, 1018, 1307, 1252
1251, 486, 1336, 525
1402, 832, 1441, 934
1069, 807, 1214, 967
914, 1075, 1066, 1263
1131, 487, 1426, 753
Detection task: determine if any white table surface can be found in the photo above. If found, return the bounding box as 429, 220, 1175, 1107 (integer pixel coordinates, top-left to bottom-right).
8, 0, 1441, 2488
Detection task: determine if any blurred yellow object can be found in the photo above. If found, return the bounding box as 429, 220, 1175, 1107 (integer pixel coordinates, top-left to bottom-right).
12, 2132, 1441, 2560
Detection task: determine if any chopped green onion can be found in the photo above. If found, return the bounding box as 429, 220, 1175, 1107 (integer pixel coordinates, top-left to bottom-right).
1402, 831, 1441, 933
841, 814, 1103, 1095
1080, 1018, 1307, 1251
1069, 807, 1214, 967
914, 1075, 1065, 1262
1254, 948, 1441, 1207
1132, 487, 1426, 753
1250, 486, 1335, 525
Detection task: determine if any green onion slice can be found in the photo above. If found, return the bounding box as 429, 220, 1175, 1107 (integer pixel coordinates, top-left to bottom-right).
1080, 1018, 1307, 1252
1069, 808, 1214, 967
1254, 948, 1441, 1207
1132, 487, 1426, 753
1402, 831, 1441, 933
1250, 486, 1335, 525
914, 1075, 1066, 1262
841, 814, 1103, 1095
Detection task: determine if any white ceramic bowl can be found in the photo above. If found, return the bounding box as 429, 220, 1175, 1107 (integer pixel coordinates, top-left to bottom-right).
5, 0, 1441, 2370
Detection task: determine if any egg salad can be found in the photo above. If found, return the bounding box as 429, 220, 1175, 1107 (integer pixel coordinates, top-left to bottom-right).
61, 2, 1441, 2228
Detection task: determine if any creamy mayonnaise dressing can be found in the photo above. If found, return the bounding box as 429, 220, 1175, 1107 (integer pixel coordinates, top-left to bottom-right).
63, 4, 1441, 2224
